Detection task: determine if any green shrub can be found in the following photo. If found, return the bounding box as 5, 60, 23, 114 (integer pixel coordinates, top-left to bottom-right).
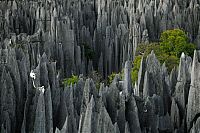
109, 29, 194, 85
108, 72, 117, 84
131, 55, 142, 83
107, 70, 124, 85
164, 55, 179, 71
62, 75, 79, 87
137, 43, 179, 68
132, 42, 180, 83
160, 29, 196, 57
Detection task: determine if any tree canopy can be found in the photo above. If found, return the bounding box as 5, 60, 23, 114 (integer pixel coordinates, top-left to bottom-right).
107, 29, 196, 84
62, 75, 79, 87
160, 29, 195, 57
131, 29, 195, 83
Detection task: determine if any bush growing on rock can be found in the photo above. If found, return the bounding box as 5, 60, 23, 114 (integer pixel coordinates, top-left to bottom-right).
108, 72, 117, 84
107, 29, 193, 85
133, 43, 179, 81
62, 75, 79, 87
131, 55, 142, 83
160, 29, 196, 57
107, 72, 122, 84
132, 29, 194, 83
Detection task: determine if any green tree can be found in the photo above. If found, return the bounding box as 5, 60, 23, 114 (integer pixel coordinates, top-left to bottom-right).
160, 29, 195, 57
132, 43, 180, 83
62, 75, 79, 87
110, 29, 195, 85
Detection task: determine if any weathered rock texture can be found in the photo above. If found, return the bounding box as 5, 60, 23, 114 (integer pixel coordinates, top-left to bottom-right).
1, 0, 200, 78
0, 0, 200, 133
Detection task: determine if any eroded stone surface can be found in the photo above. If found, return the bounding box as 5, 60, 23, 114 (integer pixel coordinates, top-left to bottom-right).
0, 0, 199, 133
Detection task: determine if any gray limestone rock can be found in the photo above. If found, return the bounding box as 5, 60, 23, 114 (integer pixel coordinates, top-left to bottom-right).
145, 51, 162, 96
56, 116, 68, 133
123, 61, 132, 99
0, 1, 200, 133
96, 99, 116, 133
44, 85, 53, 133
56, 90, 68, 130
170, 67, 178, 95
143, 71, 151, 98
158, 113, 173, 132
171, 98, 180, 130
187, 50, 200, 130
125, 122, 130, 133
33, 91, 46, 133
114, 123, 120, 133
79, 96, 95, 133
0, 70, 16, 133
174, 53, 190, 121
126, 95, 141, 133
137, 56, 146, 97
189, 117, 200, 133
81, 79, 92, 114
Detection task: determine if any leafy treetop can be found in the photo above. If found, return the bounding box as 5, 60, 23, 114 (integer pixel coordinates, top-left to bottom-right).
62, 75, 79, 87
160, 29, 195, 57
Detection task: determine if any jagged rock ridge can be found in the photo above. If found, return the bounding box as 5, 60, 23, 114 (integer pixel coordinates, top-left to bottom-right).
0, 0, 200, 133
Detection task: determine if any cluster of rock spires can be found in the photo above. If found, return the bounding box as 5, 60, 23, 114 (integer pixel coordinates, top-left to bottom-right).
2, 43, 200, 133
1, 0, 200, 78
1, 0, 200, 133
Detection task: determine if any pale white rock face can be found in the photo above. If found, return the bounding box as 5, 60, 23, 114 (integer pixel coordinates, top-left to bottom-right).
8, 39, 12, 45
123, 61, 132, 99
80, 96, 94, 133
134, 82, 140, 97
143, 71, 150, 98
38, 86, 45, 94
30, 70, 36, 79
12, 0, 17, 11
174, 52, 187, 111
181, 52, 185, 59
187, 50, 200, 130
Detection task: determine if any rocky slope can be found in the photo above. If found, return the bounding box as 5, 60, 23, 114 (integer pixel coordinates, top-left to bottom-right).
0, 0, 200, 133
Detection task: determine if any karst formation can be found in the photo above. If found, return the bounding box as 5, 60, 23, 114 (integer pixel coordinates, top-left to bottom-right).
0, 0, 200, 133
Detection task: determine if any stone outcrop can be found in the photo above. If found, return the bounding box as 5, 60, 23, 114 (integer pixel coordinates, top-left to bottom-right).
1, 0, 200, 78
0, 0, 200, 133
187, 50, 200, 132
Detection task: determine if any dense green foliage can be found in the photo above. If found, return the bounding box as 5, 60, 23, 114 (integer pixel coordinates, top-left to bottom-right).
107, 70, 124, 84
131, 55, 142, 83
88, 29, 195, 85
107, 72, 122, 84
108, 72, 117, 84
132, 43, 180, 83
62, 75, 79, 87
160, 29, 195, 57
136, 43, 179, 71
62, 71, 103, 89
131, 29, 194, 83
